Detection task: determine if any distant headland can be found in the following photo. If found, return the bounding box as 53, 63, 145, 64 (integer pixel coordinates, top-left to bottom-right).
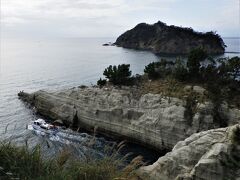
115, 21, 225, 54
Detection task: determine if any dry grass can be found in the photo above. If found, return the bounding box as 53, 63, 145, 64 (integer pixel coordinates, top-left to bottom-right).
0, 141, 147, 180
139, 77, 207, 103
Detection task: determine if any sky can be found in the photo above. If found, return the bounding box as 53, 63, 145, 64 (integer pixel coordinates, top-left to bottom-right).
1, 0, 240, 38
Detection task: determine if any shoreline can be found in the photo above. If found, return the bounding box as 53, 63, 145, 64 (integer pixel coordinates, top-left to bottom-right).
18, 85, 240, 151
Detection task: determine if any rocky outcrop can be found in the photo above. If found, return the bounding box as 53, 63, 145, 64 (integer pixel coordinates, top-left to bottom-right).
115, 21, 225, 54
19, 86, 240, 151
141, 124, 240, 180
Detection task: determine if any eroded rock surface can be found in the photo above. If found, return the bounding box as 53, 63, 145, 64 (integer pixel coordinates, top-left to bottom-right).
141, 124, 240, 180
19, 86, 240, 151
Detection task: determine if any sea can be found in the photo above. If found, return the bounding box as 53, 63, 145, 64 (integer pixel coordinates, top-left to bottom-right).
0, 37, 239, 162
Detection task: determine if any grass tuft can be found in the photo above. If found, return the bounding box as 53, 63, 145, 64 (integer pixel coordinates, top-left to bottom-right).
0, 141, 145, 180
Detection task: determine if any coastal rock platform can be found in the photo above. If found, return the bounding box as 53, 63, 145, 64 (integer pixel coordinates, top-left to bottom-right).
18, 86, 240, 151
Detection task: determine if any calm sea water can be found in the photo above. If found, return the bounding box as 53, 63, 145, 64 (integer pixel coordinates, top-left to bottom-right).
0, 37, 239, 160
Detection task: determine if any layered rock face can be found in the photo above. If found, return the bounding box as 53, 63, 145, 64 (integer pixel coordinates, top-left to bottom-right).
141, 124, 240, 180
19, 86, 240, 151
115, 21, 225, 54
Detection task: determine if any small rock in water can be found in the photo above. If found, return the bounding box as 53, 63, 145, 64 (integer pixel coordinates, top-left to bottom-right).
102, 42, 114, 46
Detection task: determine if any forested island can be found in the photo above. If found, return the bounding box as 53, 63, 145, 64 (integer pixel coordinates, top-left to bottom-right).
115, 21, 225, 54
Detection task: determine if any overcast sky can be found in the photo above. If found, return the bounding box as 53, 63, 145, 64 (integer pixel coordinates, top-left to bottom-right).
1, 0, 240, 38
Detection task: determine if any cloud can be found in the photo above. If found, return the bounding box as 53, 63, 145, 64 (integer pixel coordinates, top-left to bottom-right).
2, 0, 122, 24
1, 0, 239, 37
1, 0, 177, 24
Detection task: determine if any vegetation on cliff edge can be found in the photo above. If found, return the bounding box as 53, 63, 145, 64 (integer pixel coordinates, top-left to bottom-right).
0, 142, 145, 180
97, 48, 240, 127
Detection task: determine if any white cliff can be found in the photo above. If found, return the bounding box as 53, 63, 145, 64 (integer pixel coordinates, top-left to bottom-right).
19, 86, 240, 151
141, 124, 240, 180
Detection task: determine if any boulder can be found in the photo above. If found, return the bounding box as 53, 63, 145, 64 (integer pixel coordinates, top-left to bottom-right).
141, 124, 240, 180
53, 119, 64, 125
193, 86, 206, 95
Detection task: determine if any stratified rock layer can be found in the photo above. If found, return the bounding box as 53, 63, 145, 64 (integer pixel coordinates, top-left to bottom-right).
19, 87, 240, 151
115, 21, 225, 54
141, 124, 240, 180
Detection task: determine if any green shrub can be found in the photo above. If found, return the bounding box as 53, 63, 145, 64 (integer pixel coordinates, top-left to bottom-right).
97, 78, 107, 87
206, 79, 228, 127
187, 48, 208, 78
173, 58, 188, 81
103, 64, 132, 85
144, 62, 159, 79
144, 60, 174, 80
200, 64, 216, 83
226, 56, 240, 80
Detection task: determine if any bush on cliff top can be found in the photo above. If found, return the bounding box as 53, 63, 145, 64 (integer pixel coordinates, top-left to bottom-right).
144, 60, 174, 80
98, 49, 240, 108
97, 78, 107, 87
143, 49, 240, 108
187, 48, 208, 78
172, 58, 188, 81
103, 64, 132, 85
